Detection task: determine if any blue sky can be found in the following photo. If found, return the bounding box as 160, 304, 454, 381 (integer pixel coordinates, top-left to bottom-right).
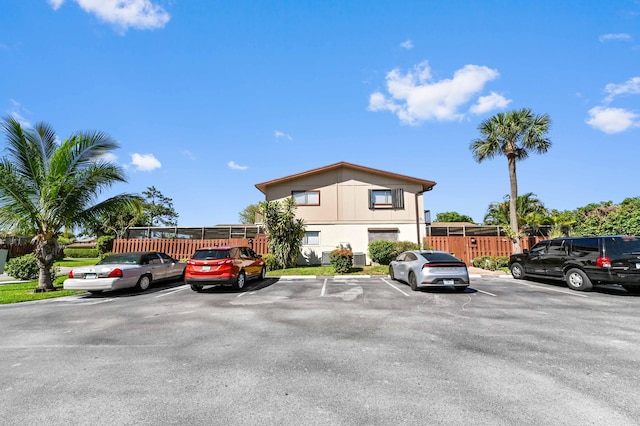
1, 1, 639, 226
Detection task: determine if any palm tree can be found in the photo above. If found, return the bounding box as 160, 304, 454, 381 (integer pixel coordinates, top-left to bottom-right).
471, 108, 551, 253
0, 117, 141, 291
484, 192, 548, 231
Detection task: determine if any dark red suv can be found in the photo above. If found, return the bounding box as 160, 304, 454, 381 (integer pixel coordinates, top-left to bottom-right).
185, 246, 266, 292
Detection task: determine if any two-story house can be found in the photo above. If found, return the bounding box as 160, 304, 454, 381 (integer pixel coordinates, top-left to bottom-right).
255, 162, 436, 265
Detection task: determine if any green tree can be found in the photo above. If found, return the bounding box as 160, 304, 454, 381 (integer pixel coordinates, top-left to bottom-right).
484, 192, 548, 236
141, 186, 178, 226
0, 117, 139, 290
571, 197, 640, 236
239, 203, 260, 224
544, 209, 575, 238
471, 108, 552, 252
259, 198, 305, 269
81, 203, 143, 238
435, 211, 475, 223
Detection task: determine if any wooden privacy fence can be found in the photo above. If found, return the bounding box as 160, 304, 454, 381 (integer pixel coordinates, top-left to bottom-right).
426, 236, 546, 265
3, 244, 36, 258
113, 236, 269, 261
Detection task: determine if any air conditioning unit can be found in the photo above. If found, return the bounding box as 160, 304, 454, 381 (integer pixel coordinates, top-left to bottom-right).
321, 251, 331, 265
353, 253, 366, 266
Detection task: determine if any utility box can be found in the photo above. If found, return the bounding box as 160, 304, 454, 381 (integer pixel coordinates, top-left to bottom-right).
0, 249, 8, 274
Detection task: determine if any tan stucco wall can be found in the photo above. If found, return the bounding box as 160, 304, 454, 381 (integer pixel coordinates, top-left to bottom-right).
298, 223, 423, 266
264, 167, 426, 224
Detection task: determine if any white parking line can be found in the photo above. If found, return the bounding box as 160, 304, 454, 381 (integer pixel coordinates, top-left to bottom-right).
475, 289, 497, 297
155, 285, 190, 298
321, 278, 328, 297
380, 278, 411, 296
511, 281, 589, 297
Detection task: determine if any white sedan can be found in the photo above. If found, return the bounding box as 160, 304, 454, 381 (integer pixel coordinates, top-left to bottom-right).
63, 251, 186, 294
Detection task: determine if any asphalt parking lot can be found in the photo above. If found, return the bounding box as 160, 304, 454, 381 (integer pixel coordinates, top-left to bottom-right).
2, 276, 640, 425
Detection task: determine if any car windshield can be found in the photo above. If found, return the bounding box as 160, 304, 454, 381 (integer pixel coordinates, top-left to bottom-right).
605, 236, 640, 258
419, 252, 461, 262
192, 249, 231, 260
98, 254, 140, 265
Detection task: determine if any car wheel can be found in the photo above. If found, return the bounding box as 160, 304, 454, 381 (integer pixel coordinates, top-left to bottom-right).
454, 286, 468, 292
565, 268, 592, 291
259, 266, 266, 281
190, 284, 203, 292
408, 272, 418, 291
510, 262, 526, 279
389, 266, 395, 280
135, 274, 152, 291
235, 271, 246, 290
622, 285, 640, 294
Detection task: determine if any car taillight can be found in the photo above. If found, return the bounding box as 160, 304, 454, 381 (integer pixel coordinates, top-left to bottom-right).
108, 268, 123, 278
596, 256, 611, 268
68, 270, 74, 278
187, 260, 196, 265
423, 263, 462, 268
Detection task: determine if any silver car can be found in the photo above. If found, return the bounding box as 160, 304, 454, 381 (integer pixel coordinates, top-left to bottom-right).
389, 250, 469, 292
63, 252, 186, 294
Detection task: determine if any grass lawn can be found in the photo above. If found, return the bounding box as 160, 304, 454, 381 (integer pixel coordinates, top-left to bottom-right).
267, 264, 389, 276
0, 276, 84, 304
55, 258, 100, 268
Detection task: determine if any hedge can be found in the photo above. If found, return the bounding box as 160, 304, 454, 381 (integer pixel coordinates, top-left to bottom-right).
63, 248, 99, 258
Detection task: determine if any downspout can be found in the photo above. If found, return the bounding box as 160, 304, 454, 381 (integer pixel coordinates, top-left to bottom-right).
415, 186, 433, 248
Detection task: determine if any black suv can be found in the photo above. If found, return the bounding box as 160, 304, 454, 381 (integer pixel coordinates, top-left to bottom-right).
509, 235, 640, 292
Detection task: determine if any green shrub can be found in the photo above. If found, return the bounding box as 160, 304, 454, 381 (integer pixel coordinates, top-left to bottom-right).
96, 236, 114, 255
394, 241, 420, 253
368, 240, 397, 265
64, 248, 99, 258
472, 256, 509, 271
100, 251, 114, 260
329, 248, 353, 274
263, 253, 278, 271
5, 254, 40, 280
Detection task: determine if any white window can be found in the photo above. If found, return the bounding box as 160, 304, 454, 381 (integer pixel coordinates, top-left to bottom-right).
292, 191, 320, 206
302, 231, 320, 245
368, 188, 404, 209
372, 190, 392, 206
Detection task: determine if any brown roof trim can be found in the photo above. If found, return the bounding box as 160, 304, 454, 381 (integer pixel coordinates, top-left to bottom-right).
255, 162, 436, 194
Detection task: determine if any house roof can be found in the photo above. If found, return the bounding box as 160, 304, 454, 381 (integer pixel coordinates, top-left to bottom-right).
255, 162, 437, 194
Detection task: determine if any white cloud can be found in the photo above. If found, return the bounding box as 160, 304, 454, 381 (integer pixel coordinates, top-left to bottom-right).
182, 150, 196, 160
603, 76, 640, 103
400, 40, 414, 50
97, 152, 118, 163
228, 161, 248, 170
47, 0, 64, 9
585, 106, 639, 134
599, 33, 632, 42
275, 130, 293, 141
48, 0, 170, 32
470, 91, 511, 114
8, 99, 31, 127
368, 61, 505, 124
130, 153, 161, 171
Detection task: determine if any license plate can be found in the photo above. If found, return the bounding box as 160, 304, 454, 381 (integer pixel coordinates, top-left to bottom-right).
201, 266, 211, 272
443, 279, 454, 286
85, 273, 97, 279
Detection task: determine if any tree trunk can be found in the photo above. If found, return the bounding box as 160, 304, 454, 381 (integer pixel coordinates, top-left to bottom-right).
34, 237, 58, 291
507, 151, 522, 253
